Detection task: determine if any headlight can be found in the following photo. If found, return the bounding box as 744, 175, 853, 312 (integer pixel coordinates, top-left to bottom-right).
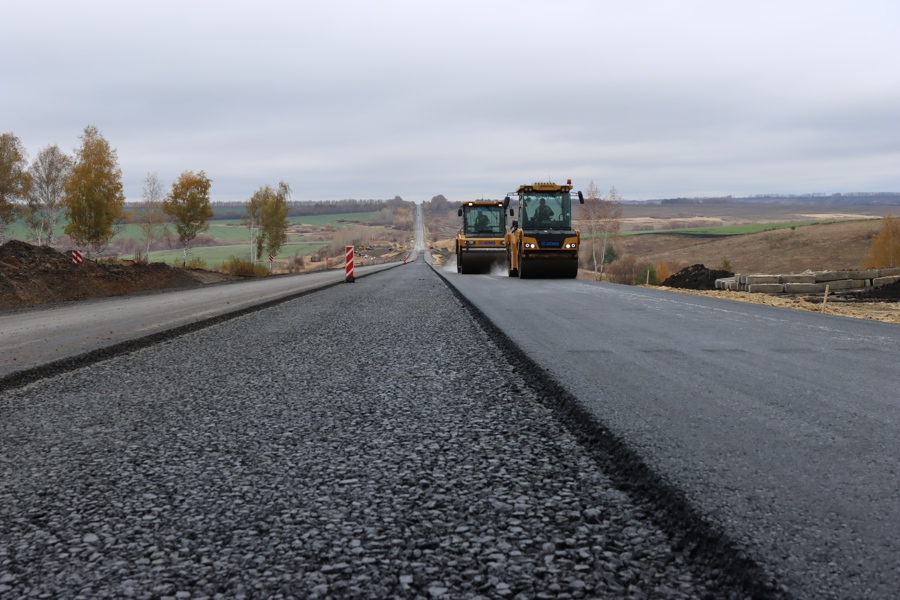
565, 243, 577, 249
524, 243, 536, 249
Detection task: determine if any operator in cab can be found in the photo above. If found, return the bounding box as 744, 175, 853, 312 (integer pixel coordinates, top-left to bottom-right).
534, 198, 554, 224
474, 209, 490, 231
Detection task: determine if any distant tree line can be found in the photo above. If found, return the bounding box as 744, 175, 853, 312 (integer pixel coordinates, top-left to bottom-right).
655, 192, 900, 206
660, 197, 734, 205
209, 197, 406, 220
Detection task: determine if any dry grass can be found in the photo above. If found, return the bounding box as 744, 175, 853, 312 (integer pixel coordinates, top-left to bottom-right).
607, 219, 882, 274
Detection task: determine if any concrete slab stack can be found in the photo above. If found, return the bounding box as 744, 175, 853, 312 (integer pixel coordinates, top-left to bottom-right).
729, 268, 900, 295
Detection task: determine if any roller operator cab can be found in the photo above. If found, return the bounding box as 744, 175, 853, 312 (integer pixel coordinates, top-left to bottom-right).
505, 181, 584, 278
455, 200, 509, 274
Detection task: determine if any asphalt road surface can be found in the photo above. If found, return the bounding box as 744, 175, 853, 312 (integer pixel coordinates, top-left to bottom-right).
440, 267, 900, 599
1, 261, 746, 599
0, 263, 400, 383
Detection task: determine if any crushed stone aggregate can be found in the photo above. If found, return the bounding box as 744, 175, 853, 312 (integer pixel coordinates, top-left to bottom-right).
1, 263, 752, 598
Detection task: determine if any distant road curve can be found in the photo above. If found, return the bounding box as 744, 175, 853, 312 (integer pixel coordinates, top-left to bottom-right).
0, 263, 401, 382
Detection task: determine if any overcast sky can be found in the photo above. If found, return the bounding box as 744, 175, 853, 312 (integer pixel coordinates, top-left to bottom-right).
4, 0, 899, 203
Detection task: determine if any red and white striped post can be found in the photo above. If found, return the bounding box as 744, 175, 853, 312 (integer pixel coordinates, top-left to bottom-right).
72, 250, 83, 300
345, 246, 355, 283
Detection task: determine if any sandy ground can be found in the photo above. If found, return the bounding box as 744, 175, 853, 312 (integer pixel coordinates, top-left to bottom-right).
653, 286, 900, 324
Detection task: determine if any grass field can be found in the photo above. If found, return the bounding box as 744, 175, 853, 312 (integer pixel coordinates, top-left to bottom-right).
145, 241, 329, 267
5, 211, 381, 244
4, 212, 391, 247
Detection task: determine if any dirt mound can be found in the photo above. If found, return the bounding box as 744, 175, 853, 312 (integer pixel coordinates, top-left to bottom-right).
845, 279, 900, 302
661, 264, 733, 290
0, 240, 231, 310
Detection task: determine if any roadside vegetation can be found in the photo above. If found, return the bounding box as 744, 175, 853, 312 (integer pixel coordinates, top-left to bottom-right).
0, 128, 416, 275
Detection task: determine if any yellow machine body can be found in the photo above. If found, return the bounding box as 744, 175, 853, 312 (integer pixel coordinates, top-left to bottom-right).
505, 181, 584, 279
455, 200, 508, 274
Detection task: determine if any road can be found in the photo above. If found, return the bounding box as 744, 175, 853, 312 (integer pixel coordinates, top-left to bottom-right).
440, 268, 900, 600
0, 262, 400, 381
3, 239, 899, 598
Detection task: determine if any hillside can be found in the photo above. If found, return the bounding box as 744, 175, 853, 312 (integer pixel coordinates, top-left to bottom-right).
611, 219, 881, 274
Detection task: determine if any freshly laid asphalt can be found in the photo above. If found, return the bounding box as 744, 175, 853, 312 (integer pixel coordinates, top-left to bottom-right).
442, 268, 900, 600
4, 237, 899, 598
0, 262, 748, 599
0, 263, 400, 383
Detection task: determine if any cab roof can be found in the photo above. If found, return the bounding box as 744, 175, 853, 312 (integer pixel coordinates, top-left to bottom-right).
517, 181, 572, 193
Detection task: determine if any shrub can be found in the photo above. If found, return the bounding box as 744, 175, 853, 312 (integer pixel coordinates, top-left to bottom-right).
863, 213, 900, 268
187, 257, 207, 269
221, 256, 268, 276
606, 255, 638, 284
603, 243, 619, 264
286, 251, 306, 273
656, 260, 671, 284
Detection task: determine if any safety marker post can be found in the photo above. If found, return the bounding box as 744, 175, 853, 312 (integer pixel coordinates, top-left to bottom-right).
72, 250, 83, 300
345, 246, 355, 282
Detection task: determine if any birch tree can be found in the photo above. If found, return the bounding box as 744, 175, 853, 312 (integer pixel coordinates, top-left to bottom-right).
135, 172, 170, 257
260, 181, 290, 263
162, 170, 213, 265
0, 133, 30, 244
63, 125, 126, 254
25, 144, 71, 245
578, 180, 603, 272
245, 181, 290, 266
597, 185, 623, 277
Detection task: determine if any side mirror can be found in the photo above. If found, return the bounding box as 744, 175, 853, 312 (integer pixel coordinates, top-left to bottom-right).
503, 196, 510, 208
457, 208, 462, 217
509, 209, 514, 216
578, 191, 584, 204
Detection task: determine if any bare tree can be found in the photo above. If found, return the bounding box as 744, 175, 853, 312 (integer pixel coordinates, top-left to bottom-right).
597, 186, 623, 276
0, 132, 31, 244
578, 180, 603, 272
134, 172, 170, 257
25, 144, 72, 245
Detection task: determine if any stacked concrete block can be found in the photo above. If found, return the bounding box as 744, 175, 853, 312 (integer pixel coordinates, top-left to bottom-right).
815, 271, 849, 282
746, 275, 780, 285
873, 275, 900, 287
850, 270, 879, 280
748, 283, 785, 293
724, 268, 899, 295
780, 274, 817, 284
783, 282, 826, 293
715, 277, 736, 290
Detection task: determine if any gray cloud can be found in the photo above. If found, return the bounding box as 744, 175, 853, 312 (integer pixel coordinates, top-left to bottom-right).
3, 0, 898, 202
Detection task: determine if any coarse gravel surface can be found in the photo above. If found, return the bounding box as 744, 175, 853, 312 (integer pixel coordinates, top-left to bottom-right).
2, 263, 754, 599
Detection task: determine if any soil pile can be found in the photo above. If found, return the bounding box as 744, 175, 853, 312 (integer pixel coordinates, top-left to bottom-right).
0, 240, 230, 310
846, 279, 900, 302
661, 264, 733, 290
